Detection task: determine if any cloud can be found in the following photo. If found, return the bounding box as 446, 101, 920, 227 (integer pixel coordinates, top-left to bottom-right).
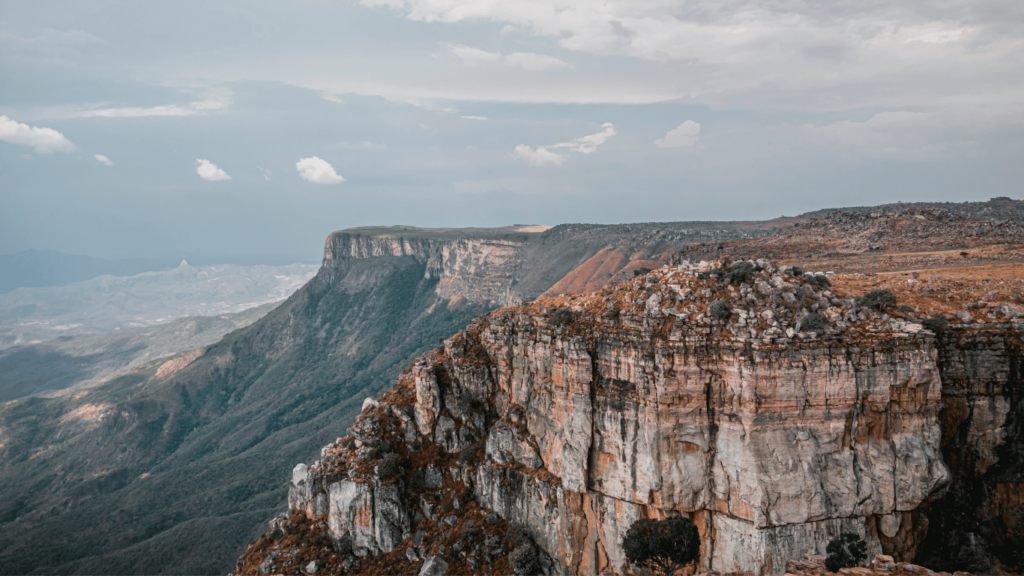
513, 122, 616, 166
0, 115, 76, 153
296, 156, 344, 184
196, 159, 231, 181
505, 52, 571, 71
449, 44, 503, 66
448, 44, 570, 71
94, 154, 114, 165
78, 98, 230, 118
461, 116, 488, 120
655, 120, 701, 148
511, 145, 565, 167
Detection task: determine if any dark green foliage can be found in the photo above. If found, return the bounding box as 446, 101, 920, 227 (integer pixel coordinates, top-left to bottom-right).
696, 271, 711, 280
366, 438, 394, 460
825, 533, 868, 572
622, 516, 700, 575
550, 308, 575, 326
860, 289, 897, 311
708, 300, 731, 320
505, 524, 533, 549
791, 266, 804, 277
458, 445, 479, 466
334, 535, 353, 557
922, 314, 949, 332
726, 261, 755, 284
377, 453, 401, 480
633, 267, 652, 277
800, 312, 825, 332
807, 274, 831, 288
510, 545, 540, 575
898, 304, 915, 313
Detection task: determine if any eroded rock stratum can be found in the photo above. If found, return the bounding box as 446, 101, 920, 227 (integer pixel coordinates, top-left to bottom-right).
236, 259, 1023, 575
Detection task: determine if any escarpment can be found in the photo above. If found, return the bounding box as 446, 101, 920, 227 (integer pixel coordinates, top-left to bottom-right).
235, 259, 1023, 575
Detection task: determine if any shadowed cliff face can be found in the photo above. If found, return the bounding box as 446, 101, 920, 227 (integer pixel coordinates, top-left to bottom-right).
238, 259, 1023, 576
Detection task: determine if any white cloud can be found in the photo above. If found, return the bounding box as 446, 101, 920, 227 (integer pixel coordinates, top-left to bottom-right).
196, 159, 231, 181
0, 115, 76, 153
511, 145, 565, 167
655, 120, 701, 148
449, 44, 502, 66
94, 154, 114, 165
513, 122, 616, 166
461, 116, 488, 120
505, 52, 571, 71
447, 44, 570, 72
78, 98, 230, 118
296, 156, 344, 184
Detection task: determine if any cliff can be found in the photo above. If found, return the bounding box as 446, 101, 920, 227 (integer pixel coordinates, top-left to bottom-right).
234, 259, 1023, 575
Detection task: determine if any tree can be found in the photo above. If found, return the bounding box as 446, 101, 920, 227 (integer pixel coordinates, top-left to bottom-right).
860, 289, 897, 311
623, 516, 700, 575
825, 533, 868, 572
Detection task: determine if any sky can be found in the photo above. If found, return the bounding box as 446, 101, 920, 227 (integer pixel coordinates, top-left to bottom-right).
1, 0, 1022, 263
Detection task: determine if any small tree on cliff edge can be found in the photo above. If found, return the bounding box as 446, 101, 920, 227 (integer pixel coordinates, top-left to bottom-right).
825, 533, 868, 572
623, 516, 700, 575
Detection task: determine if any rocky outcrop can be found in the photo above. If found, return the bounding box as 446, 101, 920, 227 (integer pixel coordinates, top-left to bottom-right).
235, 258, 1024, 575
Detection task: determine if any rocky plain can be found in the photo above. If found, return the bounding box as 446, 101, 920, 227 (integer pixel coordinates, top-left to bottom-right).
2, 198, 1022, 575
229, 199, 1024, 576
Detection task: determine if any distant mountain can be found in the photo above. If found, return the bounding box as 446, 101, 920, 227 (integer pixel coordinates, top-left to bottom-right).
0, 301, 280, 403
0, 261, 318, 348
0, 250, 180, 294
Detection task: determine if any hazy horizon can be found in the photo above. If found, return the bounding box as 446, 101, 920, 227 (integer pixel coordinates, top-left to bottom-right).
2, 1, 1022, 261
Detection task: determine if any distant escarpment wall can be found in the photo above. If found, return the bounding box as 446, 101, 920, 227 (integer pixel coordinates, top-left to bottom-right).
321, 232, 530, 306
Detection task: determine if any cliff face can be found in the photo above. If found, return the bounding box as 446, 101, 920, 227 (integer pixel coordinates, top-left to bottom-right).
240, 259, 1023, 575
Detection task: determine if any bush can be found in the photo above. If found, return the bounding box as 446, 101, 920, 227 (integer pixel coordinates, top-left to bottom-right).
335, 535, 353, 557
550, 308, 574, 326
824, 533, 868, 572
898, 304, 915, 313
505, 524, 533, 549
860, 289, 897, 311
622, 516, 701, 575
633, 267, 652, 277
726, 261, 755, 284
510, 545, 540, 575
800, 312, 824, 332
807, 274, 831, 288
708, 300, 731, 320
377, 453, 401, 480
791, 266, 804, 277
922, 314, 949, 333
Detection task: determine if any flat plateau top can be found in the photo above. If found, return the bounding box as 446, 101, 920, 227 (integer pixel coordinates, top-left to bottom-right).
336, 225, 552, 240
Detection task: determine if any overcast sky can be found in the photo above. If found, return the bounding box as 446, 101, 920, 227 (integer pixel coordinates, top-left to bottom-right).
1, 0, 1022, 262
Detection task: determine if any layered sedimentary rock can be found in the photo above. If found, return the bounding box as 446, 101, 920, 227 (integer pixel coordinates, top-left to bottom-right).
236, 258, 1024, 575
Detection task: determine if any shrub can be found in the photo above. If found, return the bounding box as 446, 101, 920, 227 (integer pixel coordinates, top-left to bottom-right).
791, 266, 804, 277
922, 314, 949, 333
898, 305, 915, 313
377, 453, 401, 480
726, 261, 755, 284
824, 533, 868, 572
335, 535, 353, 557
807, 274, 831, 288
510, 545, 540, 575
623, 516, 700, 575
458, 445, 479, 466
708, 300, 731, 320
800, 312, 824, 332
633, 267, 652, 277
505, 524, 533, 549
550, 308, 574, 326
860, 289, 897, 311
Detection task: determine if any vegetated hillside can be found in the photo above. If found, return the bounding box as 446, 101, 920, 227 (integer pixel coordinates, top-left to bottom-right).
0, 255, 490, 575
0, 301, 280, 403
0, 250, 180, 294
